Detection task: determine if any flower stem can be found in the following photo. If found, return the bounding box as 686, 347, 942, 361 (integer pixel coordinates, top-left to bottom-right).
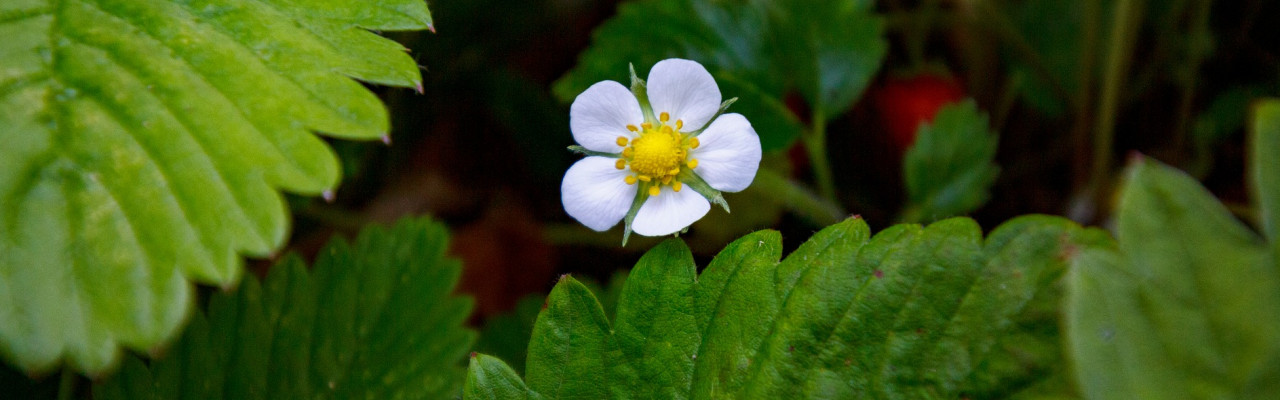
804, 109, 838, 204
57, 367, 75, 400
1090, 0, 1144, 192
753, 168, 845, 226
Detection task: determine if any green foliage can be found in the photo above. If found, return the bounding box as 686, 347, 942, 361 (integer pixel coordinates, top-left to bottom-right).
553, 0, 886, 151
1253, 100, 1280, 242
92, 218, 476, 399
902, 100, 1000, 222
0, 0, 430, 374
467, 215, 1104, 399
474, 272, 628, 376
1065, 157, 1280, 399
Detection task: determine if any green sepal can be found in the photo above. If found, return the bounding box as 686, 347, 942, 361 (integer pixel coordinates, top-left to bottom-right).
567, 145, 621, 158
689, 97, 740, 135
621, 182, 651, 246
629, 63, 658, 123
678, 169, 729, 213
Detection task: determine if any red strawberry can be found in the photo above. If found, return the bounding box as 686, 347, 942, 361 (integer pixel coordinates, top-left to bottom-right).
872, 73, 966, 151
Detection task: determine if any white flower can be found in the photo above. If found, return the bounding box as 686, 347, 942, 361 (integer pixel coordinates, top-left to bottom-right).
561, 58, 762, 241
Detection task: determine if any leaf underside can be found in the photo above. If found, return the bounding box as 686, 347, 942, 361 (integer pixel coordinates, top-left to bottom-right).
467, 215, 1104, 399
1066, 157, 1280, 398
93, 218, 476, 400
0, 0, 430, 373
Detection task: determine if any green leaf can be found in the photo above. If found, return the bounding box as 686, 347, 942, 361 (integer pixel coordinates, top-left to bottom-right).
902, 100, 1001, 222
0, 0, 430, 374
91, 218, 476, 399
1066, 158, 1280, 399
475, 272, 628, 377
553, 0, 885, 152
468, 215, 1100, 399
466, 354, 541, 400
1253, 99, 1280, 243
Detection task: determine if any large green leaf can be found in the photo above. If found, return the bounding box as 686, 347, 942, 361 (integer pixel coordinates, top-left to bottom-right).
0, 0, 430, 374
1253, 99, 1280, 243
468, 215, 1104, 399
92, 217, 476, 399
1066, 158, 1280, 399
902, 100, 1000, 222
553, 0, 885, 151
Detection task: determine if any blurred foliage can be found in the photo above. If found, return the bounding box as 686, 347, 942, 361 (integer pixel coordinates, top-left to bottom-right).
901, 100, 1000, 222
1067, 156, 1280, 398
554, 0, 887, 151
93, 218, 475, 399
467, 215, 1107, 398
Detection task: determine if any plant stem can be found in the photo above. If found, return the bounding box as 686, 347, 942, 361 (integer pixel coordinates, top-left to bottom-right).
804, 110, 838, 204
1090, 0, 1145, 192
752, 168, 845, 226
1071, 0, 1101, 190
57, 367, 74, 400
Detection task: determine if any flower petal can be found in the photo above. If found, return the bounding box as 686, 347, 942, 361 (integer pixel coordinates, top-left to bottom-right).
570, 80, 644, 152
562, 157, 637, 231
690, 113, 762, 192
647, 58, 721, 131
632, 186, 711, 236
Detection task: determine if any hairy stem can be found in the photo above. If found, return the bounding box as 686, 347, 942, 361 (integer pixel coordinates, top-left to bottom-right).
753, 168, 845, 226
804, 110, 838, 204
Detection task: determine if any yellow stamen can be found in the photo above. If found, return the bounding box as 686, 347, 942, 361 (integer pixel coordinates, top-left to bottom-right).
660, 112, 670, 122
676, 120, 683, 129
649, 185, 661, 196
689, 138, 699, 149
687, 159, 699, 169
638, 175, 652, 182
641, 122, 653, 130
668, 168, 680, 176
625, 175, 637, 185
673, 181, 683, 192
616, 136, 629, 146
661, 125, 673, 134
627, 124, 639, 132
622, 148, 634, 158
661, 176, 672, 184
615, 159, 626, 170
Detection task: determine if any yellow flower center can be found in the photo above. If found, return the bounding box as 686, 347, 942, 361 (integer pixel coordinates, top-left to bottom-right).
615, 112, 700, 196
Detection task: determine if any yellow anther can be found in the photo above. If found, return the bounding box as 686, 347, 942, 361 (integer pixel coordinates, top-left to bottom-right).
668, 168, 680, 176
659, 125, 672, 134
642, 122, 653, 130
616, 136, 629, 146
638, 175, 652, 182
673, 181, 683, 192
622, 147, 634, 158
676, 119, 683, 129
627, 124, 639, 132
661, 176, 672, 184
660, 112, 670, 122
689, 138, 700, 149
615, 159, 626, 170
687, 159, 699, 169
625, 175, 637, 185
649, 185, 661, 196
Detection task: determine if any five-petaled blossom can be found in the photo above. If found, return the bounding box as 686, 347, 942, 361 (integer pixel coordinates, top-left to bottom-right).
561, 58, 762, 243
